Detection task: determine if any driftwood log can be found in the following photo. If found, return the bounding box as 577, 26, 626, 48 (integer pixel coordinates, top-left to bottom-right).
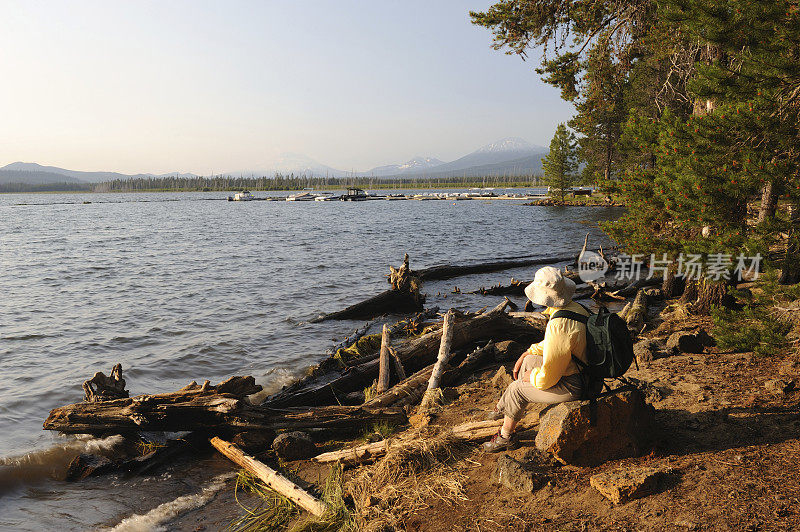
311, 255, 424, 323
267, 303, 544, 409
413, 254, 575, 281
420, 310, 455, 410
44, 376, 406, 435
313, 415, 539, 465
211, 437, 328, 517
363, 340, 497, 409
377, 324, 392, 393
83, 363, 129, 402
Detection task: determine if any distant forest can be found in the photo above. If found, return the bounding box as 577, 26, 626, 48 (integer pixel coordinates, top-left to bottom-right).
0, 174, 544, 193
101, 174, 545, 192
0, 182, 93, 193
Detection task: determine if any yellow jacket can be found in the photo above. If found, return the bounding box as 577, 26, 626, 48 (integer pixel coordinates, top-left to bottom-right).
527, 301, 589, 390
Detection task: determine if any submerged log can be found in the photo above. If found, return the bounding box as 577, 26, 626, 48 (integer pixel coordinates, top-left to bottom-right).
44, 375, 406, 435
310, 289, 423, 323
211, 437, 328, 517
311, 255, 424, 323
413, 254, 575, 281
267, 306, 543, 409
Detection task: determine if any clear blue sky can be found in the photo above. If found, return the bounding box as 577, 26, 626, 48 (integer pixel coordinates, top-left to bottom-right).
0, 0, 574, 174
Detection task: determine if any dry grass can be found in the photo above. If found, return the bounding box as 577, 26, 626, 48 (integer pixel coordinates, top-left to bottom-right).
347, 427, 469, 531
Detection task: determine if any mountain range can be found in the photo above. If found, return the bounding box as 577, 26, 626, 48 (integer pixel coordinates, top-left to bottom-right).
0, 137, 548, 185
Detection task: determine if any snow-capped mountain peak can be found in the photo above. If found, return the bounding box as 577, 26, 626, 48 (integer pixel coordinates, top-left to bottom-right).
475, 137, 536, 153
397, 157, 443, 171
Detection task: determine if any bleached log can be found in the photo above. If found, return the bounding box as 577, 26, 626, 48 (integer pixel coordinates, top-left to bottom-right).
266, 308, 540, 408
377, 324, 391, 393
425, 310, 455, 393
313, 415, 539, 465
43, 376, 406, 435
210, 437, 328, 517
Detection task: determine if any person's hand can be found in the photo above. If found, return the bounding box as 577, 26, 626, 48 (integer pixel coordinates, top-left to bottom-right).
512, 351, 528, 379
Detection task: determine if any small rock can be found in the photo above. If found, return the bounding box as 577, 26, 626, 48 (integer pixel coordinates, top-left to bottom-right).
272, 431, 316, 461
65, 453, 114, 481
491, 366, 514, 389
232, 430, 277, 453
590, 465, 671, 504
493, 340, 526, 361
535, 390, 655, 466
764, 379, 795, 395
490, 454, 549, 493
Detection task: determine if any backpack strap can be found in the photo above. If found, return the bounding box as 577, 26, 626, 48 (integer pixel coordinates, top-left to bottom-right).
552, 307, 597, 424
550, 309, 588, 323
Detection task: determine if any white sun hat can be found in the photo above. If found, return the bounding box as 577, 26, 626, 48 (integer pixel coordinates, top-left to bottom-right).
524, 266, 576, 308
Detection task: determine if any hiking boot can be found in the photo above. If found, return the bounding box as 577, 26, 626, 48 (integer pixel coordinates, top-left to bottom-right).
481, 430, 515, 453
485, 409, 505, 421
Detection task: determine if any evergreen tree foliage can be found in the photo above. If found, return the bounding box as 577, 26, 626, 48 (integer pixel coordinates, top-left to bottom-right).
542, 124, 579, 202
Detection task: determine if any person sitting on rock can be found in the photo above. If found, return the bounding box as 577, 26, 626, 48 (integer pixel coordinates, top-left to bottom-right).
482, 266, 589, 452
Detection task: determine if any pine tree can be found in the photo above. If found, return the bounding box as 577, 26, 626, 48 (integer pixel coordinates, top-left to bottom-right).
542, 124, 579, 203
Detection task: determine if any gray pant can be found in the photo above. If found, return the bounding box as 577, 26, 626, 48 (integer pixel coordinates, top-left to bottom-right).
496, 355, 583, 421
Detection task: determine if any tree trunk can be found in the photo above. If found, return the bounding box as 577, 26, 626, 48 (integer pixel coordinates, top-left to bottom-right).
661, 263, 684, 298
265, 310, 543, 409
624, 289, 649, 332
44, 379, 406, 435
780, 203, 800, 284
679, 279, 698, 305
757, 180, 779, 224
364, 341, 496, 409
211, 437, 328, 517
693, 280, 728, 315
377, 325, 391, 394
312, 415, 538, 465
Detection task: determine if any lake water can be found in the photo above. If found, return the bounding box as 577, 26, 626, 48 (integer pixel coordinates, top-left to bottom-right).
0, 190, 621, 530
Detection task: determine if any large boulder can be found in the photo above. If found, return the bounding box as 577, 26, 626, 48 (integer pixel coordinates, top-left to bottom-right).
535, 390, 654, 467
272, 431, 317, 461
490, 454, 550, 493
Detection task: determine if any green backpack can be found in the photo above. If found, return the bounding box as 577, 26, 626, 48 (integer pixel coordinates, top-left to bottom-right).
550, 305, 636, 398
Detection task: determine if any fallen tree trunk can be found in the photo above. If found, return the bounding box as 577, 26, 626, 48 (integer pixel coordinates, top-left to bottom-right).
313, 415, 539, 465
413, 254, 575, 281
310, 288, 423, 323
43, 376, 407, 435
211, 437, 328, 517
377, 324, 392, 393
364, 341, 496, 409
267, 308, 544, 409
420, 310, 455, 410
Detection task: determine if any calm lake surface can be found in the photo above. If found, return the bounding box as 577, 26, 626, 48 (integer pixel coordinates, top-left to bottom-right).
0, 190, 621, 530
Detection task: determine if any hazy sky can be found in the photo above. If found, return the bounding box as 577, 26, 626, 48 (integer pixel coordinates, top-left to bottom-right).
0, 1, 573, 174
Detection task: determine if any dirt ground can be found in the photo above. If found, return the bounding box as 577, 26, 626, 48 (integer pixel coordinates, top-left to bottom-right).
174, 305, 800, 532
